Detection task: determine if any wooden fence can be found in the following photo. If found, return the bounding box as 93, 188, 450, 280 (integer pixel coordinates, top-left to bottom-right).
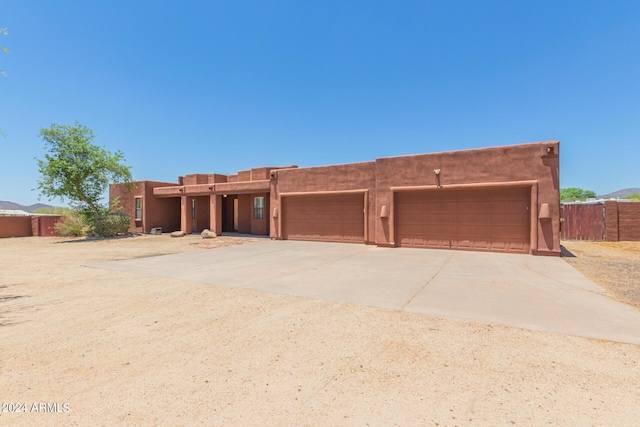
561, 201, 640, 241
560, 203, 605, 241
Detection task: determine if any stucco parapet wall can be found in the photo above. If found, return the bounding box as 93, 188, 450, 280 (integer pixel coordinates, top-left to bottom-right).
153, 180, 271, 197
375, 140, 559, 161
390, 180, 539, 192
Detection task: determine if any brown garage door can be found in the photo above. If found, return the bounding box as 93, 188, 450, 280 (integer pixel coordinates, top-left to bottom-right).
395, 187, 530, 253
282, 194, 364, 243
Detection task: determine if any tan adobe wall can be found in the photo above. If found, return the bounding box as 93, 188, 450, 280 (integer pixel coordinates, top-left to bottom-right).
208, 174, 228, 183
183, 174, 209, 185
374, 142, 560, 255
109, 142, 561, 254
110, 181, 181, 233
618, 203, 640, 241
237, 194, 252, 233
193, 195, 210, 232
144, 182, 181, 233
269, 141, 560, 255
606, 201, 640, 242
270, 162, 377, 243
604, 201, 619, 241
250, 192, 270, 235
237, 170, 251, 182
110, 182, 143, 232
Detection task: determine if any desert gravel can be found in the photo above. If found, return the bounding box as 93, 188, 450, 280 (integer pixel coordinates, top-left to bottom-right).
1, 235, 639, 426
562, 241, 640, 309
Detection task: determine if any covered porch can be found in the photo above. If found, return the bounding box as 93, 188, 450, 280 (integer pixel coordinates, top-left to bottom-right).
154, 179, 271, 236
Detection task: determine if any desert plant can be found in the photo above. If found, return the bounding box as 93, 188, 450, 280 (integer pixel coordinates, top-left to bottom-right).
92, 213, 131, 237
55, 210, 90, 237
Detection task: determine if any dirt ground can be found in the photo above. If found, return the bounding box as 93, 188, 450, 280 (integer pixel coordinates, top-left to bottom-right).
561, 241, 640, 310
1, 235, 639, 426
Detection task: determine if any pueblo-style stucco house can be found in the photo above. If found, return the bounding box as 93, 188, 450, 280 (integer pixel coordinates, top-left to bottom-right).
110, 141, 561, 256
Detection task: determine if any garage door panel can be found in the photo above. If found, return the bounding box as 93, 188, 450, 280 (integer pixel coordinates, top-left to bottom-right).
499, 214, 529, 226
508, 242, 527, 251
458, 202, 492, 213
456, 213, 492, 226
473, 240, 490, 249
458, 225, 492, 238
402, 224, 427, 235
425, 225, 458, 237
492, 226, 526, 239
396, 188, 530, 254
343, 214, 365, 224
436, 202, 457, 213
400, 192, 427, 203
282, 194, 365, 243
493, 201, 527, 213
491, 241, 507, 250
399, 203, 427, 214
426, 214, 456, 225
398, 213, 425, 225
457, 239, 473, 249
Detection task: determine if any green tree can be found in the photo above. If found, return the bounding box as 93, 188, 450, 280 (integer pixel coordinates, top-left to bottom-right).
36, 122, 133, 229
560, 188, 597, 202
622, 193, 640, 201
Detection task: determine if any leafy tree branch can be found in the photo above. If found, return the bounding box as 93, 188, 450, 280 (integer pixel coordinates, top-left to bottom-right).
36, 122, 133, 224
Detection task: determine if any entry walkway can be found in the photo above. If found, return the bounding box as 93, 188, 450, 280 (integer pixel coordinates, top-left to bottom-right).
90, 240, 640, 345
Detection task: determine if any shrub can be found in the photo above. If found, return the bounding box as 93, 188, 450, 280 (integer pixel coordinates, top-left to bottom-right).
92, 213, 131, 237
55, 211, 89, 237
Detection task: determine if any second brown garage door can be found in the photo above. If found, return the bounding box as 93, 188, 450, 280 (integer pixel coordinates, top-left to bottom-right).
282, 194, 364, 243
395, 187, 530, 254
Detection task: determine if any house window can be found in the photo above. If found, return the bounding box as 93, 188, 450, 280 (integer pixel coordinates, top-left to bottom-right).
135, 197, 142, 220
191, 198, 196, 219
253, 196, 265, 220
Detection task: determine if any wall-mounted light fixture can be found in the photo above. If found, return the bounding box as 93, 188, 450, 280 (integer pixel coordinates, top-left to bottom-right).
380, 205, 389, 218
434, 169, 441, 175
223, 194, 227, 198
272, 208, 278, 218
539, 203, 551, 220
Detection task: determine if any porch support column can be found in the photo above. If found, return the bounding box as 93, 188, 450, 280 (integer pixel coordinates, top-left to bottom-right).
209, 194, 222, 235
181, 196, 192, 234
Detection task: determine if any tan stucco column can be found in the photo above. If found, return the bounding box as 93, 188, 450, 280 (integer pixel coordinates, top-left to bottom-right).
209, 194, 222, 235
181, 196, 192, 234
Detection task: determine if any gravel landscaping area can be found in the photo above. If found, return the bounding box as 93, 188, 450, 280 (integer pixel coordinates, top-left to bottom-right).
562, 241, 640, 310
1, 235, 639, 426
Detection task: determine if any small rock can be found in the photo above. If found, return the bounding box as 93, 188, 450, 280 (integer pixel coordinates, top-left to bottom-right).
170, 231, 186, 238
201, 229, 217, 239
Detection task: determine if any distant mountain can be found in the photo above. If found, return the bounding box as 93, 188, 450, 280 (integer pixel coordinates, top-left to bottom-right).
0, 200, 58, 213
598, 188, 640, 199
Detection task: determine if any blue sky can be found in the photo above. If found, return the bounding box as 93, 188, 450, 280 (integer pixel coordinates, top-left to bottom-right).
2, 0, 639, 206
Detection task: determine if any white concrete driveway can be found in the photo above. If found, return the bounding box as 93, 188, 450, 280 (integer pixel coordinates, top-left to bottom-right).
90, 240, 640, 344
